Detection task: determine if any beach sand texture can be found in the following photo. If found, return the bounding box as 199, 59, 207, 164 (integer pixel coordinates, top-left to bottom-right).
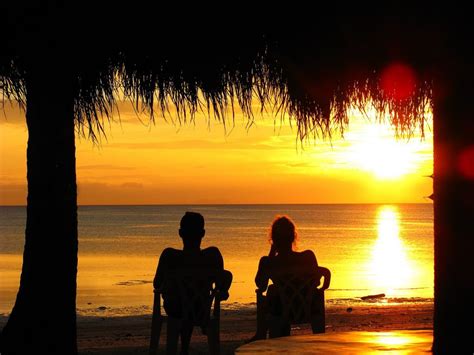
0, 303, 432, 354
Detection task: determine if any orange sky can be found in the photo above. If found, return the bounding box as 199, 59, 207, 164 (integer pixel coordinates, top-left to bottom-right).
0, 100, 433, 205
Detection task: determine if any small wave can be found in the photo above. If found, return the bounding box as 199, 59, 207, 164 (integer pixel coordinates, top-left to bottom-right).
76, 302, 256, 317
383, 297, 434, 304
74, 296, 434, 318
133, 224, 167, 228
115, 279, 152, 286
327, 287, 429, 292
327, 288, 370, 292
327, 296, 434, 306
77, 305, 152, 317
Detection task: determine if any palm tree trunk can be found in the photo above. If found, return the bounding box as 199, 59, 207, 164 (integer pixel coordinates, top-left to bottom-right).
433, 73, 474, 353
0, 69, 78, 354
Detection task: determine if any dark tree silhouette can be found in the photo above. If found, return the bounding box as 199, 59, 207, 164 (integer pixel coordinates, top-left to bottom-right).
1, 4, 473, 353
1, 62, 77, 354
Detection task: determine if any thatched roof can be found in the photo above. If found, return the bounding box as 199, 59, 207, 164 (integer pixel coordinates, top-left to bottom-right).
1, 4, 465, 141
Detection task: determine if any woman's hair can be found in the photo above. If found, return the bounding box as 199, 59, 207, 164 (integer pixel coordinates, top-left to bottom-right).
269, 215, 298, 251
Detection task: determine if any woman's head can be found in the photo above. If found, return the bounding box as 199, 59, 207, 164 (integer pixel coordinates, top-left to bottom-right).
270, 215, 297, 252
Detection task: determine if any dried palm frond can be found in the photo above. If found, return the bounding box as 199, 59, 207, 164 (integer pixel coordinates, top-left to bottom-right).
1, 5, 444, 142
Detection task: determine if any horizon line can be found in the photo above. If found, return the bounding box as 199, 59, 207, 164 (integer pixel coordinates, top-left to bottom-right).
0, 202, 434, 207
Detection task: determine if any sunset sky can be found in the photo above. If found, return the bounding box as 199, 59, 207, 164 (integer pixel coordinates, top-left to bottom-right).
0, 100, 433, 205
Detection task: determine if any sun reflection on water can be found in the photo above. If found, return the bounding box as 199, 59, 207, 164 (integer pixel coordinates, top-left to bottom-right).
369, 206, 413, 295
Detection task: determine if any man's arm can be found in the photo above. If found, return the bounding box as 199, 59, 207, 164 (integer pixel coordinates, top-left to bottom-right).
206, 247, 232, 300
153, 248, 173, 290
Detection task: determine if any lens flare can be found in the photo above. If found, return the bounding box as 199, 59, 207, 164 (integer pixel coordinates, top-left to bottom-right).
380, 63, 417, 100
458, 145, 474, 179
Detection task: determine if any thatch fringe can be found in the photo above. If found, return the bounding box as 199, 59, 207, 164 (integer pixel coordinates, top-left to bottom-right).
0, 59, 26, 111
1, 50, 433, 144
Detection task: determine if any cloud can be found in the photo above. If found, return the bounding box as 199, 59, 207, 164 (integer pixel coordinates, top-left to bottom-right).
77, 174, 407, 205
121, 182, 143, 189
285, 162, 313, 168
105, 138, 291, 151
77, 164, 136, 171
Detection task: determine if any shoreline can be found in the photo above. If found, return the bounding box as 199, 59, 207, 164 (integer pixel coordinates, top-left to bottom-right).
1, 302, 433, 354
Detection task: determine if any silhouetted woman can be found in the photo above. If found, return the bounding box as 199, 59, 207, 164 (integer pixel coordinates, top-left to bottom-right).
252, 215, 330, 339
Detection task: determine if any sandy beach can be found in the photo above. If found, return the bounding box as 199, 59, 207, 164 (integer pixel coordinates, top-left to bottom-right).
0, 302, 432, 354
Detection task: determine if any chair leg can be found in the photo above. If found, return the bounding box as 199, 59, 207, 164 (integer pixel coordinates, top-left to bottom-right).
149, 313, 163, 355
311, 290, 326, 334
311, 314, 325, 333
179, 323, 193, 355
252, 293, 268, 340
206, 319, 220, 355
166, 317, 180, 355
268, 316, 290, 339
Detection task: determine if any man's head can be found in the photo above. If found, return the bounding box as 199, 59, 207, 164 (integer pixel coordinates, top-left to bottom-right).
179, 212, 205, 247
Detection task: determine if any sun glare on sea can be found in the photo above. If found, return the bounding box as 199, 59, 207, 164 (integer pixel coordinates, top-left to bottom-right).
368, 206, 413, 294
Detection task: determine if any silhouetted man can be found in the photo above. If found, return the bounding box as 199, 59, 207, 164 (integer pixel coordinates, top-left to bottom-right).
153, 211, 232, 317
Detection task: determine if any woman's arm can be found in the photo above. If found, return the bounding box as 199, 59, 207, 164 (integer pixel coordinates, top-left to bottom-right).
255, 256, 270, 291
302, 250, 330, 289
269, 244, 277, 257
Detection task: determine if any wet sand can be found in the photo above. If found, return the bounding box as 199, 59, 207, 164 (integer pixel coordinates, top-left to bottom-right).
70, 302, 433, 354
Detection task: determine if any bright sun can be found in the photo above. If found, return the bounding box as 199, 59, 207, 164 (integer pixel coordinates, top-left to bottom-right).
341, 113, 429, 180
349, 125, 414, 179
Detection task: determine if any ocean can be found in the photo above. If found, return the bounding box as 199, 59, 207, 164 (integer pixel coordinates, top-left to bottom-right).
0, 204, 433, 316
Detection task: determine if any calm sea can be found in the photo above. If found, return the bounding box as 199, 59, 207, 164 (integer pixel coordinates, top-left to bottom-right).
0, 204, 433, 316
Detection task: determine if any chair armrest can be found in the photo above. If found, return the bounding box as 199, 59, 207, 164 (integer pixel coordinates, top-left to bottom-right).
318, 267, 331, 290
153, 285, 165, 294
255, 288, 266, 307
214, 288, 230, 302
209, 269, 231, 303
152, 289, 163, 316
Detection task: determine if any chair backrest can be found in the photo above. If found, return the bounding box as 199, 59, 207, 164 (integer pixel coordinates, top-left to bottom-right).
164, 269, 222, 326
270, 271, 321, 324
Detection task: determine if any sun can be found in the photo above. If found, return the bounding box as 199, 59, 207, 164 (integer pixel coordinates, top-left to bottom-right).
349, 125, 413, 179
341, 117, 426, 180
